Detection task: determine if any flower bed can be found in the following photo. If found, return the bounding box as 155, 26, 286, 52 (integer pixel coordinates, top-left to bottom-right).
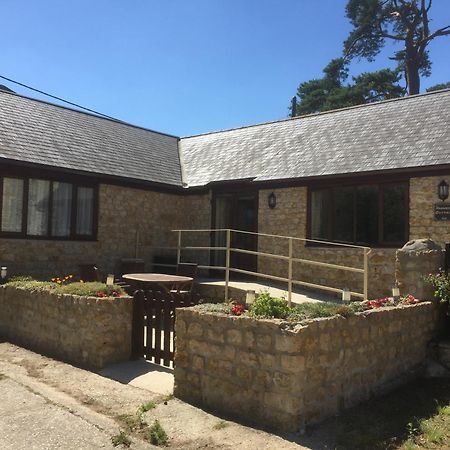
3, 275, 126, 298
174, 299, 439, 433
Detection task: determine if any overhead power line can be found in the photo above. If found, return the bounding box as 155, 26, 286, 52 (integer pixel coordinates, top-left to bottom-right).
0, 74, 122, 122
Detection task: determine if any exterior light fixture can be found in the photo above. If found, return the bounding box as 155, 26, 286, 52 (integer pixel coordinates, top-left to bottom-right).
342, 288, 351, 302
1, 267, 7, 280
268, 192, 276, 209
106, 274, 114, 286
245, 290, 256, 307
392, 284, 400, 300
438, 180, 449, 202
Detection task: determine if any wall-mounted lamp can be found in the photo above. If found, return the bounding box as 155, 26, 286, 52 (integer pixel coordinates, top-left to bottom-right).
268, 192, 276, 209
1, 267, 7, 280
438, 180, 449, 202
342, 288, 351, 302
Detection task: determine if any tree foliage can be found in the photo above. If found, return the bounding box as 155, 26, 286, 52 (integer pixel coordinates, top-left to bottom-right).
344, 0, 450, 94
293, 58, 405, 115
426, 81, 450, 92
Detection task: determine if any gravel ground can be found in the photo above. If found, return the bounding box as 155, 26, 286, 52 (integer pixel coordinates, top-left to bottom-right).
0, 342, 326, 449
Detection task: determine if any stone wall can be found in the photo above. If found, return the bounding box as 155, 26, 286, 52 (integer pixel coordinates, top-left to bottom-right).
0, 184, 211, 280
174, 303, 437, 432
410, 175, 450, 244
0, 285, 133, 369
257, 187, 396, 299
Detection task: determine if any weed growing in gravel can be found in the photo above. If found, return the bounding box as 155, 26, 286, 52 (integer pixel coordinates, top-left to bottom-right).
213, 420, 230, 430
138, 401, 156, 413
111, 430, 131, 447
117, 413, 147, 432
145, 420, 168, 446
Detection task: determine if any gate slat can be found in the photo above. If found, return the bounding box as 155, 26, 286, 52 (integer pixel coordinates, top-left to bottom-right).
132, 290, 200, 367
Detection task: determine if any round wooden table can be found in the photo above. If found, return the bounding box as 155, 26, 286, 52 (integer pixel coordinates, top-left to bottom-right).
122, 273, 193, 293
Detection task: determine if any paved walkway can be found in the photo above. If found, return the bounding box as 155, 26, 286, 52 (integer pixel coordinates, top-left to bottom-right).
198, 278, 338, 304
0, 342, 317, 449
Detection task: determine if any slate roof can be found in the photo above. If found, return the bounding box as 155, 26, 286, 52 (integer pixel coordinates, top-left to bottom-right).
0, 88, 449, 189
179, 89, 450, 187
0, 90, 182, 187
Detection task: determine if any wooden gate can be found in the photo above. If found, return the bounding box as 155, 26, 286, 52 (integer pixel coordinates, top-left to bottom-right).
131, 290, 199, 367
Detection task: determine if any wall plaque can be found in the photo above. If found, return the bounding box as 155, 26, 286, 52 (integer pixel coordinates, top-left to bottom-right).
435, 203, 450, 220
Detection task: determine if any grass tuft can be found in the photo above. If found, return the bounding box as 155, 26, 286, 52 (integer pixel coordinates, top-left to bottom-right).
111, 430, 131, 447
138, 401, 156, 413
213, 420, 230, 430
145, 419, 168, 446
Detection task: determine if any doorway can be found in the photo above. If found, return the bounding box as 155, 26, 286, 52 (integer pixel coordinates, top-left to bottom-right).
211, 190, 258, 278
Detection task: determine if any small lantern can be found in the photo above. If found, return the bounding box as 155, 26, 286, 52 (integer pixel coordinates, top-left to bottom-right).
106, 274, 114, 286
342, 288, 351, 302
1, 267, 7, 279
392, 284, 400, 300
245, 290, 256, 306
268, 192, 276, 209
438, 180, 449, 202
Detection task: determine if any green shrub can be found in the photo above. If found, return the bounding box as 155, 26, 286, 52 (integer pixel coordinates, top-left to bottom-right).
425, 270, 450, 303
4, 279, 55, 291
287, 301, 342, 320
195, 302, 232, 314
57, 282, 125, 297
4, 277, 126, 297
249, 293, 291, 319
145, 420, 168, 446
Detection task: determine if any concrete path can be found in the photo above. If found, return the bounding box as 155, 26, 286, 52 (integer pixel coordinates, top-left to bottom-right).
198, 279, 338, 304
99, 359, 174, 395
0, 342, 317, 449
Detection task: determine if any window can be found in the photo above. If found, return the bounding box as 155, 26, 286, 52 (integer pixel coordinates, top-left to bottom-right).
309, 182, 408, 246
1, 176, 97, 239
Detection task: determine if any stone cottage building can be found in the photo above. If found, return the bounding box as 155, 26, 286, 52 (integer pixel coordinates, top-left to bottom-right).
0, 87, 449, 298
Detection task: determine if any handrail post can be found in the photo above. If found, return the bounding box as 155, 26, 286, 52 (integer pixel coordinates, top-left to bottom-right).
363, 248, 369, 301
225, 229, 231, 301
288, 237, 293, 307
177, 230, 182, 265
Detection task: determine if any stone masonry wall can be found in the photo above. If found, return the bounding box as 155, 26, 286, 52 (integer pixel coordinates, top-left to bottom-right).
410, 175, 450, 244
174, 303, 437, 432
257, 187, 396, 299
0, 184, 211, 280
0, 285, 133, 368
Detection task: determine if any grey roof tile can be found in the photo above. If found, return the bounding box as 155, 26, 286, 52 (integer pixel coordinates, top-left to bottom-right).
179, 89, 450, 186
0, 91, 182, 186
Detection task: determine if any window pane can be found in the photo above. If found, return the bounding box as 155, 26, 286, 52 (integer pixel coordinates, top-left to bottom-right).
76, 187, 94, 236
311, 189, 330, 240
27, 179, 50, 236
383, 184, 406, 243
2, 178, 24, 232
52, 182, 72, 237
356, 185, 379, 244
333, 187, 354, 243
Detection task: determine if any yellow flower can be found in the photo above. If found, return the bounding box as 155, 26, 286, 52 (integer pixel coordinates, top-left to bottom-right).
80, 279, 84, 284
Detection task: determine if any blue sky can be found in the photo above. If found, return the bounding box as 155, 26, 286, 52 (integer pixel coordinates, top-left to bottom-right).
1, 0, 449, 136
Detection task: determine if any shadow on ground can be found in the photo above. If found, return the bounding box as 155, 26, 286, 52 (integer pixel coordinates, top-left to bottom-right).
98, 358, 174, 395
298, 377, 450, 450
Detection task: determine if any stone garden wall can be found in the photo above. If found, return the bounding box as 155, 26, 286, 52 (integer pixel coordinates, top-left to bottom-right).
0, 285, 133, 369
174, 303, 438, 432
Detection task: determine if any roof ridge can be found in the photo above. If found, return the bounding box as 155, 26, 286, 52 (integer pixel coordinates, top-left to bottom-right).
180, 88, 450, 139
0, 88, 180, 140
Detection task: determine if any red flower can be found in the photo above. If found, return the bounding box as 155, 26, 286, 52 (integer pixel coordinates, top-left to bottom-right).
96, 291, 107, 298
231, 304, 245, 316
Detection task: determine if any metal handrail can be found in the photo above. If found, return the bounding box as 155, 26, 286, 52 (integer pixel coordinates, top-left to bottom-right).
168, 228, 370, 304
